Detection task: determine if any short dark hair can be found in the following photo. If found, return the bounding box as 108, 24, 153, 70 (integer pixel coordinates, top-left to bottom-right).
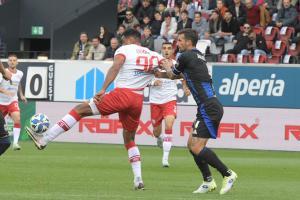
123, 28, 141, 41
92, 36, 100, 41
177, 28, 198, 46
80, 32, 88, 36
162, 41, 173, 46
194, 11, 202, 17
8, 54, 18, 58
181, 10, 189, 15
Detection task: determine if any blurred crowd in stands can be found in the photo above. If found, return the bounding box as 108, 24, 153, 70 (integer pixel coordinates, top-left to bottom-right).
2, 0, 298, 63
70, 0, 300, 63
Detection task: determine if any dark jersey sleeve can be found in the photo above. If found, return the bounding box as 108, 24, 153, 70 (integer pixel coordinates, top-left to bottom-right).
172, 53, 186, 75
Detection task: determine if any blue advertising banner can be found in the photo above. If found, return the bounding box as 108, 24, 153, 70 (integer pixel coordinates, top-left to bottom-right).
212, 65, 300, 108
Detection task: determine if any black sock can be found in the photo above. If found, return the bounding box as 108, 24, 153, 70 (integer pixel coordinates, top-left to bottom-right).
198, 147, 231, 177
190, 150, 212, 182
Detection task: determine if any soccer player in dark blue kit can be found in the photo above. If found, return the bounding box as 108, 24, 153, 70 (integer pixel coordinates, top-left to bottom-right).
160, 29, 237, 195
0, 60, 11, 156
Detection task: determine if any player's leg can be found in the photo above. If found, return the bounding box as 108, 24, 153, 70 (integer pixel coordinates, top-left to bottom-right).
9, 111, 21, 150
161, 115, 175, 167
0, 112, 10, 156
26, 101, 93, 149
123, 128, 144, 190
161, 101, 177, 167
150, 104, 163, 148
7, 101, 22, 150
119, 92, 144, 190
188, 119, 236, 194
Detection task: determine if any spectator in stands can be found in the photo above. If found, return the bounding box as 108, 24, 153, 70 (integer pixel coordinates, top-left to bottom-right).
226, 24, 252, 54
86, 36, 106, 60
274, 0, 298, 29
157, 2, 167, 15
181, 0, 196, 19
176, 10, 193, 32
165, 0, 179, 11
141, 27, 155, 50
160, 11, 177, 40
192, 11, 209, 40
117, 0, 139, 24
229, 0, 247, 26
221, 10, 240, 42
174, 3, 181, 21
99, 26, 114, 47
201, 0, 217, 11
245, 0, 261, 26
103, 38, 120, 61
224, 0, 234, 8
151, 11, 163, 37
247, 31, 270, 56
141, 15, 152, 30
123, 9, 140, 29
137, 0, 155, 23
115, 24, 126, 44
71, 32, 91, 60
216, 0, 229, 19
205, 10, 222, 42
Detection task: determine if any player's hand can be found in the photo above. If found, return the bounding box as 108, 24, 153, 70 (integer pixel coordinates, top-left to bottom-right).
160, 59, 173, 70
184, 87, 191, 96
93, 89, 105, 103
153, 80, 162, 86
20, 95, 28, 104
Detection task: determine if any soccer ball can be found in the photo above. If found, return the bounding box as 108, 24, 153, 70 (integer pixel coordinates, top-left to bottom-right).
30, 113, 50, 134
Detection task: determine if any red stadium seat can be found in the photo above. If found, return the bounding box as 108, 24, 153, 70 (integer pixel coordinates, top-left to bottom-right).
267, 56, 281, 64
271, 40, 287, 56
264, 26, 279, 41
249, 54, 267, 63
220, 54, 237, 63
278, 27, 295, 42
253, 26, 265, 37
266, 40, 274, 50
287, 43, 300, 56
236, 54, 249, 63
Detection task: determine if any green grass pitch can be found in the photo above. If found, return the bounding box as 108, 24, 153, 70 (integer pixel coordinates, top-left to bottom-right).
0, 142, 299, 200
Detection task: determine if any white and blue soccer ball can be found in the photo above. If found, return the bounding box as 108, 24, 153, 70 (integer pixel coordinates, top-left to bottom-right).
30, 113, 50, 134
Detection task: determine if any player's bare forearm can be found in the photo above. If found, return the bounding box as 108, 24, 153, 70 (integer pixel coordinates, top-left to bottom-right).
0, 60, 5, 76
101, 65, 119, 91
100, 55, 124, 92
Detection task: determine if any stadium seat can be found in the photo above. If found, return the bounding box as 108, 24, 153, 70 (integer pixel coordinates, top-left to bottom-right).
278, 27, 295, 42
266, 40, 274, 50
249, 54, 267, 63
220, 54, 236, 63
236, 54, 249, 63
264, 26, 279, 41
253, 27, 265, 36
287, 43, 300, 56
271, 40, 287, 57
196, 40, 211, 55
267, 40, 288, 64
267, 56, 281, 64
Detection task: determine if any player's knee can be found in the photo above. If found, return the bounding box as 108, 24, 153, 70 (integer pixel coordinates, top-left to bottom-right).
74, 103, 93, 117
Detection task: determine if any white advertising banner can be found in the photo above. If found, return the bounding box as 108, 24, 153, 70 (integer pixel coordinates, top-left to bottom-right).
54, 60, 113, 102
36, 102, 300, 151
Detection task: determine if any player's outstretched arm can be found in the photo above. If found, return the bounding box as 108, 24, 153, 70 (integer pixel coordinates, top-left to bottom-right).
94, 55, 125, 102
0, 60, 11, 80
